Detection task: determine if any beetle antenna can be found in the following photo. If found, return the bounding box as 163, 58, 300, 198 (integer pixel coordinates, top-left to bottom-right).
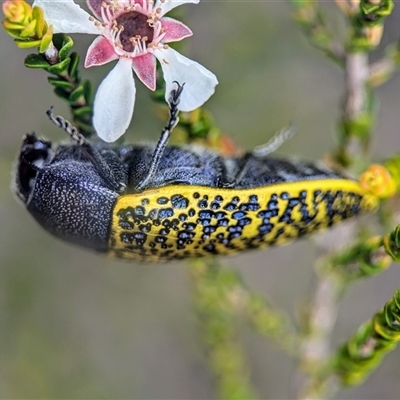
46, 107, 88, 146
252, 124, 297, 158
47, 107, 125, 192
135, 81, 185, 192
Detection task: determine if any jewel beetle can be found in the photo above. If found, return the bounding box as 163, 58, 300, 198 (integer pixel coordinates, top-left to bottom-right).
13, 87, 378, 262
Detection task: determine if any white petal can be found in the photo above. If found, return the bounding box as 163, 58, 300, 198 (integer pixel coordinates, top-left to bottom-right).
155, 0, 200, 17
93, 59, 136, 142
154, 47, 218, 112
33, 0, 99, 34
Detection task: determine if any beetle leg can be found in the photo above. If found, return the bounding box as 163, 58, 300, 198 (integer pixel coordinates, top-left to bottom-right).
134, 82, 185, 192
223, 125, 297, 188
219, 153, 253, 188
81, 145, 127, 192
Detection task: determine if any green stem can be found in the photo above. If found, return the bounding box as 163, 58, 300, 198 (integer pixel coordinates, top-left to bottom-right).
336, 51, 372, 171
290, 0, 345, 66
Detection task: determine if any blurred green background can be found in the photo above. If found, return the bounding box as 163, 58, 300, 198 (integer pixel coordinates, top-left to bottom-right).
2, 1, 400, 398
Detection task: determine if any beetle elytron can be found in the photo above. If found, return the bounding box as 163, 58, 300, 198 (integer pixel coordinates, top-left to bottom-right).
14, 85, 378, 261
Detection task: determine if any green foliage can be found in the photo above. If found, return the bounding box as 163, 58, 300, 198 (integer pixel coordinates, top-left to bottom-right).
2, 2, 53, 51
334, 289, 400, 385
24, 34, 94, 138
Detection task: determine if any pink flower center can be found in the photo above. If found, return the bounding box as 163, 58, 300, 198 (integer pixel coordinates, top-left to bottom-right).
91, 0, 166, 57
115, 11, 154, 53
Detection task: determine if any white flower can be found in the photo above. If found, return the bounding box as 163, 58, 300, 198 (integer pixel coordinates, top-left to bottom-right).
34, 0, 218, 142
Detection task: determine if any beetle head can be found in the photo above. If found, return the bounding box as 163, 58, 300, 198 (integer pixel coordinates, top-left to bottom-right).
14, 133, 53, 204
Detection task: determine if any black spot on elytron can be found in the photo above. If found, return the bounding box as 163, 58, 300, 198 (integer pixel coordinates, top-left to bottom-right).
215, 195, 223, 202
134, 232, 147, 242
157, 197, 169, 205
267, 198, 279, 210
280, 192, 289, 200
278, 195, 298, 224
178, 213, 188, 222
203, 225, 217, 235
157, 207, 174, 219
170, 194, 189, 209
120, 232, 147, 246
178, 231, 195, 240
198, 199, 208, 209
148, 209, 158, 220
119, 220, 134, 230
210, 201, 221, 210
159, 228, 170, 236
177, 241, 187, 249
141, 198, 149, 206
171, 218, 180, 228
117, 206, 148, 229
133, 205, 146, 216
183, 222, 197, 231
259, 223, 274, 234
239, 202, 260, 212
232, 211, 246, 220
197, 218, 211, 226
203, 195, 209, 200
199, 210, 214, 219
228, 226, 242, 234
228, 231, 241, 240
232, 196, 240, 204
215, 211, 227, 220
120, 232, 131, 243
218, 218, 229, 227
279, 213, 293, 223
257, 210, 273, 219
224, 202, 237, 211
139, 223, 151, 233
155, 236, 167, 243
188, 208, 196, 217
239, 217, 252, 226
193, 192, 200, 199
323, 191, 334, 219
203, 243, 217, 253
299, 192, 317, 223
117, 208, 138, 229
162, 220, 172, 228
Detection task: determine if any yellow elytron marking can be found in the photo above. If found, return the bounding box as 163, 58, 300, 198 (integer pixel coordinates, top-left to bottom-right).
108, 179, 378, 261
